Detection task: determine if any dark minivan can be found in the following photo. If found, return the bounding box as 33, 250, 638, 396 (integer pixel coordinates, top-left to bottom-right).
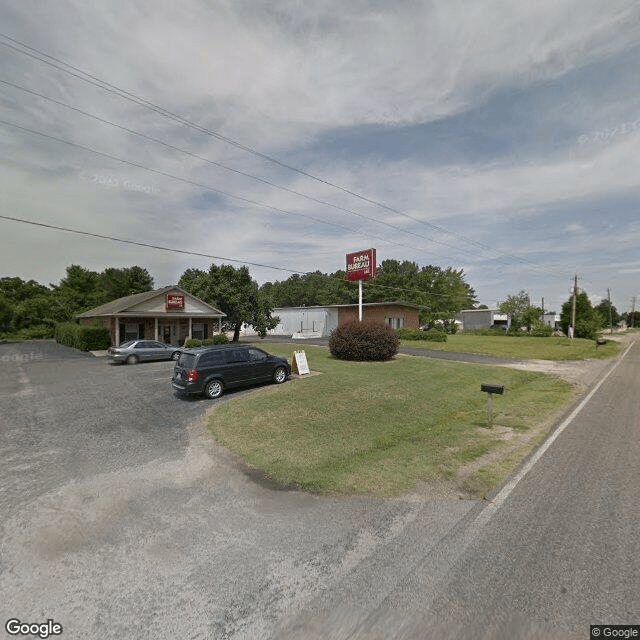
171, 344, 290, 399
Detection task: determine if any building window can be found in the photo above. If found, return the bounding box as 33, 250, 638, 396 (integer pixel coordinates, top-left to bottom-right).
385, 316, 404, 330
192, 323, 204, 340
124, 324, 139, 342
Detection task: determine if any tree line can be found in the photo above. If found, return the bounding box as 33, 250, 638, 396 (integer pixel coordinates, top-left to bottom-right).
0, 266, 154, 338
0, 259, 478, 341
499, 289, 628, 339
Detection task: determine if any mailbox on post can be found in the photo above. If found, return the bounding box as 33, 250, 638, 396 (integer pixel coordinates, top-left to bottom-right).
481, 383, 504, 428
481, 384, 504, 395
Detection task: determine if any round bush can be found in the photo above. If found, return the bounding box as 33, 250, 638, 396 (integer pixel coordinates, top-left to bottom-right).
329, 320, 400, 361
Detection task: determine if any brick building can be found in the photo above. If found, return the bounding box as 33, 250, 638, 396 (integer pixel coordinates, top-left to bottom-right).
77, 285, 226, 347
268, 302, 420, 338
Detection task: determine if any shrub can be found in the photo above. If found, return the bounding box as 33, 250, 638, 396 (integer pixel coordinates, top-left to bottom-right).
575, 319, 598, 340
17, 325, 54, 340
76, 322, 110, 350
185, 334, 228, 348
54, 321, 110, 350
54, 322, 79, 348
329, 320, 399, 361
396, 328, 425, 341
530, 321, 553, 337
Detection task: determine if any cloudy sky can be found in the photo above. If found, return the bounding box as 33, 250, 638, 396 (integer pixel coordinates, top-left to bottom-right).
1, 0, 639, 313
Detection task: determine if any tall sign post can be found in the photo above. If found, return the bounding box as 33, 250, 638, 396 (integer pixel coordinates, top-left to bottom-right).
346, 248, 377, 321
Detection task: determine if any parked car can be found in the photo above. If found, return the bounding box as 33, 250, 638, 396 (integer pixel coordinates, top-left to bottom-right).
171, 344, 290, 399
107, 340, 182, 364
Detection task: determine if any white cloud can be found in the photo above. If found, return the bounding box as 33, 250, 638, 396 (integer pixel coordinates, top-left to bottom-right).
1, 0, 640, 312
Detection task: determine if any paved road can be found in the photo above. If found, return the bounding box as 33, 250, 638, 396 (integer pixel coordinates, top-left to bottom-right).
274, 337, 640, 638
0, 341, 476, 639
2, 339, 637, 639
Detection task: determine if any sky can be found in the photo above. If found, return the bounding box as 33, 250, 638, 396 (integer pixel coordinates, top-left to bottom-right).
1, 0, 639, 314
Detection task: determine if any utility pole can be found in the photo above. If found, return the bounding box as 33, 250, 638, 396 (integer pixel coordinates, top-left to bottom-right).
571, 275, 578, 339
631, 296, 636, 329
541, 297, 545, 314
607, 288, 613, 334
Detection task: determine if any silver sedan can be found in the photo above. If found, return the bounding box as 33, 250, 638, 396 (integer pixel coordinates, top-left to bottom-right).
107, 340, 182, 365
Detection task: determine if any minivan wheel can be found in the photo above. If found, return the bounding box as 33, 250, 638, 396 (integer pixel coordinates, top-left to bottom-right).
204, 379, 223, 399
126, 355, 138, 365
273, 366, 287, 384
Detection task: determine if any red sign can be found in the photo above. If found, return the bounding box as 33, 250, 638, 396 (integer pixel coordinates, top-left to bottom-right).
166, 293, 185, 310
346, 248, 376, 282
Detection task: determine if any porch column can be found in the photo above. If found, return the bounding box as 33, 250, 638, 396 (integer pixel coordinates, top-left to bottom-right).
188, 317, 192, 340
115, 317, 120, 345
219, 317, 222, 333
154, 317, 158, 341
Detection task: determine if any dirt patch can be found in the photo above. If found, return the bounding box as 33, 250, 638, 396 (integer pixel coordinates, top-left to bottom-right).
494, 357, 610, 389
403, 335, 635, 502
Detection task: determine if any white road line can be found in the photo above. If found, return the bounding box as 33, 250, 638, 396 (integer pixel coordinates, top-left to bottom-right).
472, 339, 636, 531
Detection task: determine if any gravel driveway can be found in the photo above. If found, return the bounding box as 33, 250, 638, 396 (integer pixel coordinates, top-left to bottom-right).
0, 341, 478, 639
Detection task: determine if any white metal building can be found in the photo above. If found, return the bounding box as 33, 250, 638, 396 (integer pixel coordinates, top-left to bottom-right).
456, 308, 510, 332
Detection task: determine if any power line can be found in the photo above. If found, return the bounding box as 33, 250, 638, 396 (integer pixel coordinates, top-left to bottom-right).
0, 214, 473, 302
0, 32, 565, 277
0, 78, 525, 268
0, 117, 441, 257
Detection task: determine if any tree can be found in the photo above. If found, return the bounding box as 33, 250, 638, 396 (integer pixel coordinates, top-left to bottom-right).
560, 291, 598, 339
179, 264, 278, 341
364, 260, 477, 321
0, 277, 49, 302
100, 266, 154, 301
11, 294, 70, 330
51, 265, 104, 313
0, 293, 13, 330
261, 271, 355, 308
521, 305, 543, 332
593, 299, 620, 330
499, 291, 530, 319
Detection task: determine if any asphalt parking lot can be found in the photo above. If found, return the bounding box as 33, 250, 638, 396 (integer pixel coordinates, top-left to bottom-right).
0, 340, 478, 639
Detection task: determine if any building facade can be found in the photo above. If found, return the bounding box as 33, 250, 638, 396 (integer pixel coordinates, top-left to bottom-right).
456, 308, 510, 332
77, 285, 226, 347
268, 302, 420, 338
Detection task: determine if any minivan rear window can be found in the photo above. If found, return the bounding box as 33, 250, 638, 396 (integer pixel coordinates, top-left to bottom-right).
198, 351, 226, 366
177, 353, 197, 368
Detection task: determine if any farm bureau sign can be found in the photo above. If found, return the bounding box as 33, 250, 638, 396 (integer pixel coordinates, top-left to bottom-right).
346, 248, 376, 282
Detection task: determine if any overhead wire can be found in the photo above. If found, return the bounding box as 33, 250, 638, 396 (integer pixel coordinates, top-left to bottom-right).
0, 77, 520, 268
0, 214, 475, 302
0, 32, 565, 278
0, 116, 493, 265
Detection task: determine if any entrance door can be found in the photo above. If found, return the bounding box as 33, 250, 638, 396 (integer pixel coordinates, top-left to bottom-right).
159, 324, 176, 345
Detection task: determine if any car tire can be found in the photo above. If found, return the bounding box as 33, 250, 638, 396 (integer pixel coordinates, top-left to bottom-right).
204, 379, 223, 399
171, 351, 181, 361
273, 366, 287, 384
126, 355, 139, 365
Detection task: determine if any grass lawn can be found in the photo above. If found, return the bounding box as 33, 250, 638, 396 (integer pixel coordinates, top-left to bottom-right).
207, 343, 578, 498
400, 334, 620, 360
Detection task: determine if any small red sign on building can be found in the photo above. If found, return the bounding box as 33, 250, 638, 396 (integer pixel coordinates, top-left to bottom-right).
346, 248, 376, 282
166, 293, 185, 310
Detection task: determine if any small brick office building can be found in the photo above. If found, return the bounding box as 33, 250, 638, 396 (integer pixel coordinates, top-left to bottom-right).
78, 285, 226, 347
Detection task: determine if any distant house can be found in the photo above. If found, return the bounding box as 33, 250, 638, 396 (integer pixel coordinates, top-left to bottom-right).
265, 302, 420, 338
456, 308, 510, 332
541, 312, 560, 331
77, 285, 226, 346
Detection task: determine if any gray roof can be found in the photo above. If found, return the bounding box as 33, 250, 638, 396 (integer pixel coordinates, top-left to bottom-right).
77, 285, 225, 318
273, 301, 423, 311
